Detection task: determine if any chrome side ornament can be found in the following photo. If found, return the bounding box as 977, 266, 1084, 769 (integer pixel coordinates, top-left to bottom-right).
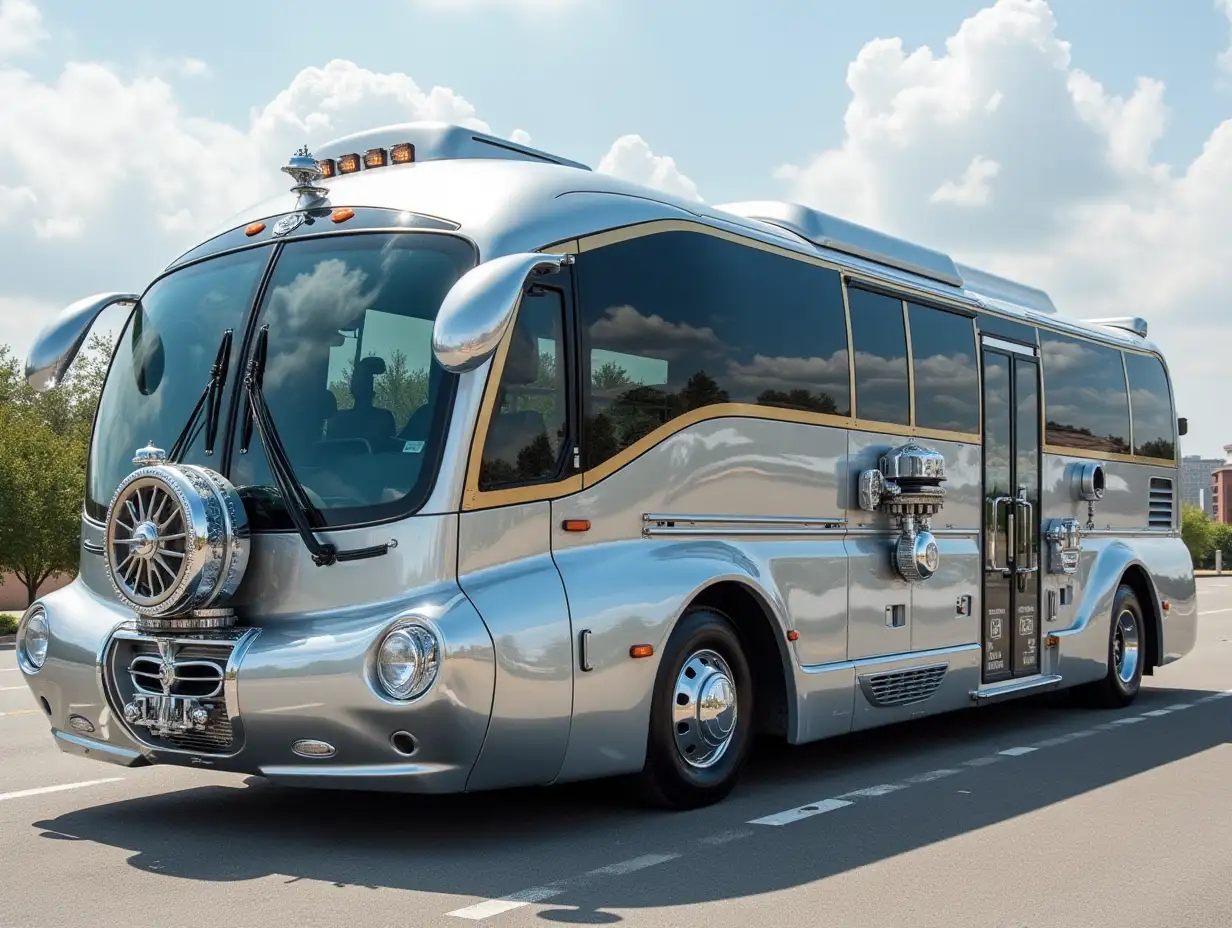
1045, 517, 1082, 575
1070, 461, 1105, 530
103, 442, 250, 631
282, 145, 329, 211
25, 292, 138, 392
432, 252, 574, 374
858, 440, 948, 583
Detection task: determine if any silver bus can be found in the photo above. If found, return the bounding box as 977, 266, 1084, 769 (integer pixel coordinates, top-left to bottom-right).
15, 122, 1198, 809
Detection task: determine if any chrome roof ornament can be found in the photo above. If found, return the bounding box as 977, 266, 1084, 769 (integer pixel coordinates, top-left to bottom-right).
133, 441, 167, 467
282, 145, 329, 210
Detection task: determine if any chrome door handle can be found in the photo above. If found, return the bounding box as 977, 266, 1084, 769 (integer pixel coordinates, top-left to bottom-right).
1015, 498, 1038, 575
986, 496, 1013, 572
579, 629, 593, 672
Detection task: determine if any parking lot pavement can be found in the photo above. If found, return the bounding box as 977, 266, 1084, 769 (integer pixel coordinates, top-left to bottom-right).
2, 579, 1230, 928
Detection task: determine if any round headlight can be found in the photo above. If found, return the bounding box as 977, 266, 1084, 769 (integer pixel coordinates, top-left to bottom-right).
375, 621, 440, 701
17, 605, 49, 673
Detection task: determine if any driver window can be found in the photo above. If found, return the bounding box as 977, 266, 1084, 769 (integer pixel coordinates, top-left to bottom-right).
477, 288, 569, 490
327, 311, 433, 446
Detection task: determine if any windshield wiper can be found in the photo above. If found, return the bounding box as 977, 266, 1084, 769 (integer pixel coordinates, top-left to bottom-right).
239, 325, 391, 567
169, 329, 233, 462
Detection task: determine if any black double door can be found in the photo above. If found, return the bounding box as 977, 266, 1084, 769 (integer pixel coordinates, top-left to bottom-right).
981, 341, 1041, 683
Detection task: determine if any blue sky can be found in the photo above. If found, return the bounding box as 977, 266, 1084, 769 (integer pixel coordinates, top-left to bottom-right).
2, 0, 1231, 455
32, 0, 1232, 201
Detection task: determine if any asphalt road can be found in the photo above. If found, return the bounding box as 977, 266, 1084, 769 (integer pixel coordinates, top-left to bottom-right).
3, 580, 1231, 928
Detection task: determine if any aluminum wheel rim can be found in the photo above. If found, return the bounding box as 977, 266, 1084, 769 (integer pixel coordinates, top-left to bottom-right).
107, 477, 190, 609
1113, 608, 1140, 684
672, 648, 738, 769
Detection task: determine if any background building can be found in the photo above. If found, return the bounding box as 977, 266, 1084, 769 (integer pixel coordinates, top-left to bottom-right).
1212, 447, 1232, 524
1183, 455, 1222, 514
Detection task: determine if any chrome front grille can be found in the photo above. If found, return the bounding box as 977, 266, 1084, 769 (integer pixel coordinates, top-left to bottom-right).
858, 662, 948, 708
106, 626, 253, 756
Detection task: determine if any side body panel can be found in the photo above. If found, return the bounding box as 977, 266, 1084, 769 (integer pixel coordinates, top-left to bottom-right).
550, 417, 846, 782
458, 501, 576, 790
1040, 455, 1197, 682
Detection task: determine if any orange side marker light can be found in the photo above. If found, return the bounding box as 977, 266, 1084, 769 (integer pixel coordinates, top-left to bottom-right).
245, 222, 266, 236
331, 208, 355, 224
562, 520, 590, 533
629, 644, 654, 659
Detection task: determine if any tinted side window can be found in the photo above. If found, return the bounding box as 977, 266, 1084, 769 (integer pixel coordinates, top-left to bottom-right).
478, 287, 570, 489
576, 230, 851, 470
908, 303, 979, 434
848, 286, 910, 426
1039, 330, 1130, 454
1124, 352, 1175, 459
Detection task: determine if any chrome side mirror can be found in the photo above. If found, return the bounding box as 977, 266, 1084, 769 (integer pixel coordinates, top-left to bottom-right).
25, 292, 139, 392
432, 252, 572, 374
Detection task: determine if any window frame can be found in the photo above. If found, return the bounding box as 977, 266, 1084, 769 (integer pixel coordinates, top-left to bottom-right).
1037, 327, 1135, 460
905, 299, 983, 438
1121, 348, 1179, 464
461, 261, 582, 511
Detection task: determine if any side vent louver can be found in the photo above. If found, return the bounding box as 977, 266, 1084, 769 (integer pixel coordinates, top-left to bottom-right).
858, 663, 948, 708
1149, 477, 1174, 529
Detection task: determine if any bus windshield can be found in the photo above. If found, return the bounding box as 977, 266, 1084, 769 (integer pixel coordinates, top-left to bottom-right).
88, 231, 477, 531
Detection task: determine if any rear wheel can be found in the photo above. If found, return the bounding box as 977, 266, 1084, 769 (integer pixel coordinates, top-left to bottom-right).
1076, 583, 1145, 708
638, 606, 754, 810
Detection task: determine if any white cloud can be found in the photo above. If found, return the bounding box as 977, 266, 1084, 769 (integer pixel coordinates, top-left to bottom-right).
596, 134, 703, 202
0, 41, 701, 371
930, 155, 1001, 207
0, 294, 58, 360
773, 0, 1232, 456
0, 0, 44, 57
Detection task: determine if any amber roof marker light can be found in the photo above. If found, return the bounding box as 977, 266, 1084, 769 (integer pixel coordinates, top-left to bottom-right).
336, 153, 361, 175
363, 148, 387, 169
389, 142, 415, 164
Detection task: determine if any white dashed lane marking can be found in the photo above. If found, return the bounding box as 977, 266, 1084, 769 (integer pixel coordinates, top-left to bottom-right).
0, 778, 124, 804
443, 689, 1232, 920
748, 797, 853, 827
447, 853, 682, 920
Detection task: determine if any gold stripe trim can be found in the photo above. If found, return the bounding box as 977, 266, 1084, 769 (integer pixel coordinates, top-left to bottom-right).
1041, 445, 1168, 465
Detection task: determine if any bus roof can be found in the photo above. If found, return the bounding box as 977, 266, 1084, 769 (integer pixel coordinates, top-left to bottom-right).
194, 121, 1156, 353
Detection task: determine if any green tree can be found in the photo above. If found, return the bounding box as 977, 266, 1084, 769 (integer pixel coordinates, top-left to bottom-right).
0, 334, 114, 604
0, 403, 88, 602
1181, 503, 1215, 568
1211, 522, 1232, 570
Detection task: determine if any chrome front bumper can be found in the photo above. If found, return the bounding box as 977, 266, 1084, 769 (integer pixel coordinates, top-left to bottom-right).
22, 579, 498, 793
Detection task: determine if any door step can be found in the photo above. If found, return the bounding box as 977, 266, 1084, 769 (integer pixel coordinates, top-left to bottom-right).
969, 674, 1062, 705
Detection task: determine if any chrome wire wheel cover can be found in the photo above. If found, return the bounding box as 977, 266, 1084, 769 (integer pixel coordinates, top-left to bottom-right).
1113, 608, 1140, 684
106, 475, 190, 609
103, 462, 250, 624
672, 649, 738, 769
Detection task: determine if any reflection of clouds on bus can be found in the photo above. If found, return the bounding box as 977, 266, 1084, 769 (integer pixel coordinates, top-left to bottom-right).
261, 258, 380, 393
587, 303, 723, 362
726, 351, 849, 410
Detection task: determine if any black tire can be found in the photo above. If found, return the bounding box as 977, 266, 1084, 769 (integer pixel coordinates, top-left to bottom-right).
637, 606, 754, 810
1075, 583, 1145, 708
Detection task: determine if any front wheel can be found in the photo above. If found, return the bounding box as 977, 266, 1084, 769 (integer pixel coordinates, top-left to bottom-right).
638, 607, 754, 810
1076, 583, 1145, 708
